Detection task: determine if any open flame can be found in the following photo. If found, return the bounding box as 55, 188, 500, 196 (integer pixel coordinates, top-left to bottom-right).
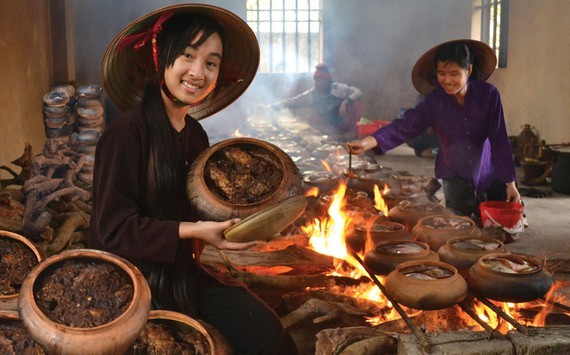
300, 179, 568, 330
373, 184, 389, 216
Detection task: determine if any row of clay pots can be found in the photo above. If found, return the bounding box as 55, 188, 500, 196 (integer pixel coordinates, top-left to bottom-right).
1, 231, 221, 354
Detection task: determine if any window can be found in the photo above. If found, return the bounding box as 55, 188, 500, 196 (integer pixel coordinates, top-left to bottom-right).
472, 0, 509, 67
246, 0, 322, 73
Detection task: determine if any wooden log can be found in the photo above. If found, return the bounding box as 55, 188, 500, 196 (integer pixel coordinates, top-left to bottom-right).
200, 243, 334, 272
315, 326, 397, 355
0, 192, 24, 233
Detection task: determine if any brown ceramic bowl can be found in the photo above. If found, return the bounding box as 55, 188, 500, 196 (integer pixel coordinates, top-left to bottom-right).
385, 260, 467, 310
355, 220, 412, 246
388, 201, 451, 232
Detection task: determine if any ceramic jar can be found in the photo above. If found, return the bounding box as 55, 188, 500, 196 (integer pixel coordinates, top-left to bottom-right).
128, 310, 228, 354
385, 260, 468, 310
344, 211, 390, 253
363, 240, 439, 276
355, 220, 411, 247
186, 137, 302, 221
0, 310, 47, 353
18, 249, 151, 354
380, 188, 430, 210
301, 170, 340, 194
0, 230, 45, 311
314, 189, 374, 218
437, 236, 505, 275
387, 201, 452, 232
412, 215, 480, 252
467, 253, 554, 303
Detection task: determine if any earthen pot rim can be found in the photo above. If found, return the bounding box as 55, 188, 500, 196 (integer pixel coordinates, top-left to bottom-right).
373, 239, 430, 254
355, 220, 406, 233
147, 310, 216, 353
0, 231, 45, 300
200, 137, 287, 207
419, 214, 475, 229
25, 248, 146, 331
445, 236, 504, 253
476, 252, 544, 276
394, 260, 459, 280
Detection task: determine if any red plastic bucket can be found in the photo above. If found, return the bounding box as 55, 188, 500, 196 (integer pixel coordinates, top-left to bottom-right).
479, 201, 524, 230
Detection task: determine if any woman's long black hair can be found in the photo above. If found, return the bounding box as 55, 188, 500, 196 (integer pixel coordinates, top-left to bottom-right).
142, 13, 226, 218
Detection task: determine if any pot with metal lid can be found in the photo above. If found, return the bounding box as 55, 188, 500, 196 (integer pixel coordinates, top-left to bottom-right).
385, 260, 468, 310
364, 240, 439, 276
187, 137, 302, 221
467, 253, 554, 303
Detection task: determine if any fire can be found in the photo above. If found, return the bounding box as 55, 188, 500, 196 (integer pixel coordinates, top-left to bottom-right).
301, 178, 568, 331
304, 186, 319, 198
373, 184, 389, 216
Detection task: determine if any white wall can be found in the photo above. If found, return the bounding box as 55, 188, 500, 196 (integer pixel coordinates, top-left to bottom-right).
489, 0, 570, 143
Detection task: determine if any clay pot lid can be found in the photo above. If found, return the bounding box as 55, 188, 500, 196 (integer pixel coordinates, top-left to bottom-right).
224, 195, 307, 242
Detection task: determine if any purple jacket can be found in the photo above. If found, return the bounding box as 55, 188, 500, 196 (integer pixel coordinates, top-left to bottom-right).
372, 80, 516, 194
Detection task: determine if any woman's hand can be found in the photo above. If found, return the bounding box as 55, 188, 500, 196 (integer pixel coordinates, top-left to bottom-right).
179, 219, 258, 250
346, 136, 377, 155
506, 181, 522, 204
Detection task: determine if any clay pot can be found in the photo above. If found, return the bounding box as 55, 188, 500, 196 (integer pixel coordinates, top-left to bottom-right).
437, 236, 505, 275
186, 138, 302, 221
301, 170, 340, 194
0, 230, 45, 311
412, 215, 481, 252
314, 189, 374, 217
18, 249, 151, 354
388, 201, 452, 232
364, 240, 439, 276
0, 310, 47, 353
385, 260, 468, 310
128, 310, 229, 354
381, 188, 430, 210
355, 220, 411, 247
344, 211, 390, 253
467, 253, 554, 303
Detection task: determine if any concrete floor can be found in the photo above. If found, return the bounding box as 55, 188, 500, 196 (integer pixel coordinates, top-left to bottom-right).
376, 145, 570, 273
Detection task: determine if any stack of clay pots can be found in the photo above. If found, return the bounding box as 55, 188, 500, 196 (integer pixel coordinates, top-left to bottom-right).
75, 83, 105, 185
42, 84, 77, 142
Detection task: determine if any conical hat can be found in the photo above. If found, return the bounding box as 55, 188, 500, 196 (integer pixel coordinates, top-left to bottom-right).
101, 4, 260, 120
411, 39, 497, 96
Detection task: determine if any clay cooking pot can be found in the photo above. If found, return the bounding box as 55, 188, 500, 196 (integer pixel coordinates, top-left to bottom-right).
412, 215, 480, 252
187, 138, 302, 221
18, 249, 151, 354
364, 240, 439, 276
385, 260, 468, 310
0, 230, 45, 311
467, 253, 554, 303
437, 236, 505, 275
